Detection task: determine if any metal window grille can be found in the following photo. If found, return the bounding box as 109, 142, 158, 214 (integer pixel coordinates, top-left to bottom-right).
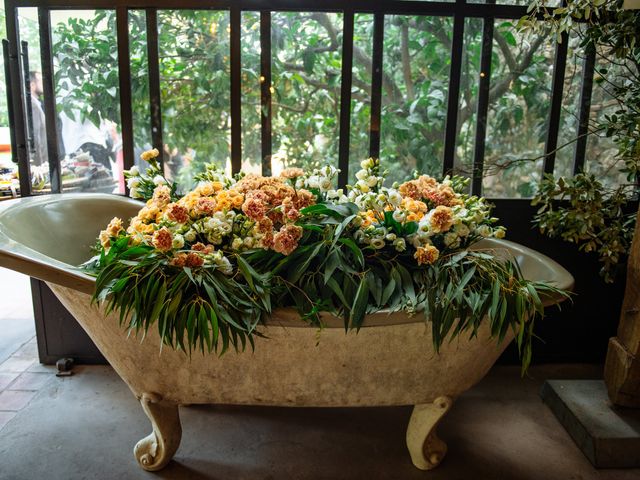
2, 0, 594, 198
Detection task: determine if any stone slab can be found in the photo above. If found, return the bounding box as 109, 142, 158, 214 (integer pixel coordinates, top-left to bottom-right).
540, 379, 640, 468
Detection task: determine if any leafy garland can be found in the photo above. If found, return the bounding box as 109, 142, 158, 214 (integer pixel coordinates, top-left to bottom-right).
83, 155, 567, 373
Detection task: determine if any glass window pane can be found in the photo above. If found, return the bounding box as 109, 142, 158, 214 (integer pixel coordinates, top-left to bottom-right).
584, 49, 628, 189
14, 8, 43, 195
48, 10, 122, 194
270, 12, 343, 175
349, 13, 374, 185
455, 17, 484, 191
553, 32, 585, 179
482, 20, 555, 198
158, 10, 230, 191
380, 16, 453, 185
240, 11, 261, 175
128, 9, 153, 178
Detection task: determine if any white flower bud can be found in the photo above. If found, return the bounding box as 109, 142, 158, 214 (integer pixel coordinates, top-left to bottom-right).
393, 238, 406, 252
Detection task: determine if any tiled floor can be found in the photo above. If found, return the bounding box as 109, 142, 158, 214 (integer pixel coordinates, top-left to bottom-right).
0, 335, 55, 431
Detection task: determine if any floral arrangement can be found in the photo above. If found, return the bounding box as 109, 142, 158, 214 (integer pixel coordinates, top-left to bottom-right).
83, 149, 565, 371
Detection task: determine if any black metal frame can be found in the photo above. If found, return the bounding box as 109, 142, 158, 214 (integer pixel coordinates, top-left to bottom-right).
3, 0, 595, 196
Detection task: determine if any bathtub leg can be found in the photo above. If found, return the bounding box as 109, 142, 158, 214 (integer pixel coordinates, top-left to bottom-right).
133, 392, 182, 472
406, 396, 453, 470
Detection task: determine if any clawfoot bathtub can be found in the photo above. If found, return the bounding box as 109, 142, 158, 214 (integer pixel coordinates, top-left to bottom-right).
0, 193, 573, 471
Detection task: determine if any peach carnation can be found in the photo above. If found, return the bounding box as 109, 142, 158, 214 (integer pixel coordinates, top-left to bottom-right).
273, 225, 303, 256
185, 252, 205, 268
195, 181, 223, 197
292, 189, 315, 210
166, 203, 189, 224
280, 167, 304, 179
191, 242, 215, 254
140, 148, 160, 161
194, 197, 216, 216
242, 191, 269, 221
106, 217, 123, 237
152, 227, 173, 252
429, 205, 454, 233
414, 245, 440, 265
152, 185, 171, 207
425, 185, 463, 207
169, 253, 188, 267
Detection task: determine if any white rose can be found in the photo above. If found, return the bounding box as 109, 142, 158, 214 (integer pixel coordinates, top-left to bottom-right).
217, 257, 233, 275
360, 158, 374, 169
367, 176, 379, 187
392, 210, 406, 223
231, 237, 243, 250
356, 180, 370, 193
306, 175, 320, 189
477, 225, 492, 237
319, 178, 332, 191
494, 228, 506, 239
153, 175, 166, 186
370, 238, 385, 249
130, 187, 141, 199
385, 233, 397, 241
355, 170, 368, 181
243, 236, 255, 248
127, 177, 140, 189
184, 229, 196, 242
172, 234, 185, 249
128, 165, 140, 176
454, 223, 470, 237
387, 190, 402, 207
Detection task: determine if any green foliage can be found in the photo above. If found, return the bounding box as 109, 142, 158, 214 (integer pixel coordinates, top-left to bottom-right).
244, 199, 565, 373
523, 0, 639, 279
532, 173, 635, 282
83, 235, 269, 354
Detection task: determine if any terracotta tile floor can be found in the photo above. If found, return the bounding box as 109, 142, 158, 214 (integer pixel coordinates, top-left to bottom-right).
0, 336, 54, 430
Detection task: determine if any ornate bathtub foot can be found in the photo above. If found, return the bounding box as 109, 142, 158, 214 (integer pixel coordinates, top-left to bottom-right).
406, 396, 453, 470
133, 393, 182, 471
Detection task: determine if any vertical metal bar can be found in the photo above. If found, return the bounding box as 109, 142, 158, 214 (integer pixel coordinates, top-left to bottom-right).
146, 8, 164, 169
543, 33, 568, 175
368, 12, 384, 159
21, 41, 35, 155
442, 11, 465, 177
5, 6, 31, 196
260, 11, 272, 176
2, 40, 18, 167
471, 11, 494, 196
116, 6, 135, 191
573, 44, 595, 175
337, 10, 354, 188
38, 7, 61, 194
230, 6, 242, 174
